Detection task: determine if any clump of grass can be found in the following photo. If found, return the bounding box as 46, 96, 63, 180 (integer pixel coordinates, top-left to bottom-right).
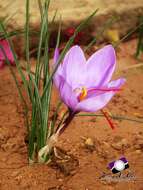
0, 0, 98, 163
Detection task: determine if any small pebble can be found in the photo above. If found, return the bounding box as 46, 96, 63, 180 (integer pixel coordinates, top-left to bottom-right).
11, 171, 20, 177
111, 138, 129, 150
135, 149, 142, 154
85, 138, 95, 146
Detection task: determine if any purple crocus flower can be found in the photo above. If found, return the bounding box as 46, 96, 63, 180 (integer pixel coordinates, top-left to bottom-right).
53, 45, 125, 113
0, 39, 14, 69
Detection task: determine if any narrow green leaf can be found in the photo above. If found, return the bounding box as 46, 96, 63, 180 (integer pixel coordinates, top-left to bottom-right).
0, 22, 32, 100
76, 113, 143, 123
135, 16, 143, 58
84, 15, 119, 52
114, 21, 143, 48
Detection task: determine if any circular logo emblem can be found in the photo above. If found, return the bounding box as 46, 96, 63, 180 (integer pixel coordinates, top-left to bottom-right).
114, 160, 125, 171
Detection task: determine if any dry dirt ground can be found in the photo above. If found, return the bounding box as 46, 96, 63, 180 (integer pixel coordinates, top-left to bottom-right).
0, 39, 143, 190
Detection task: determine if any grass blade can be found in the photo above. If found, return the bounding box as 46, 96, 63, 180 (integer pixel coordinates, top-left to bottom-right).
76, 113, 143, 123
84, 15, 119, 52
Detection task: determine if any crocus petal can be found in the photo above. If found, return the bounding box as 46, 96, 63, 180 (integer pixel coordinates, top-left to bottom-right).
53, 73, 62, 90
85, 45, 116, 88
53, 47, 60, 64
53, 48, 64, 89
75, 77, 125, 112
86, 78, 126, 98
75, 92, 115, 112
108, 78, 126, 88
0, 40, 14, 63
62, 45, 86, 89
59, 76, 78, 111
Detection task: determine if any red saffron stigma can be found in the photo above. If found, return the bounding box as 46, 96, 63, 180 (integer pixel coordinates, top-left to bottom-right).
101, 110, 116, 130
88, 87, 122, 93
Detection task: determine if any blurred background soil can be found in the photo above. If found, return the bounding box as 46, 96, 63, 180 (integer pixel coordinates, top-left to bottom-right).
1, 0, 143, 55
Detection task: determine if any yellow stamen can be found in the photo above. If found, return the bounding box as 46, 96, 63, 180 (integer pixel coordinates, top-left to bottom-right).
79, 87, 87, 101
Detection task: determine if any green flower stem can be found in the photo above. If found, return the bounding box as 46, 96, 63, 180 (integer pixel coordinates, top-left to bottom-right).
57, 111, 75, 135
50, 101, 63, 135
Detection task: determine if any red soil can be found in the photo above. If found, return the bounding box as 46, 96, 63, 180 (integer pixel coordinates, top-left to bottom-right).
0, 39, 143, 190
